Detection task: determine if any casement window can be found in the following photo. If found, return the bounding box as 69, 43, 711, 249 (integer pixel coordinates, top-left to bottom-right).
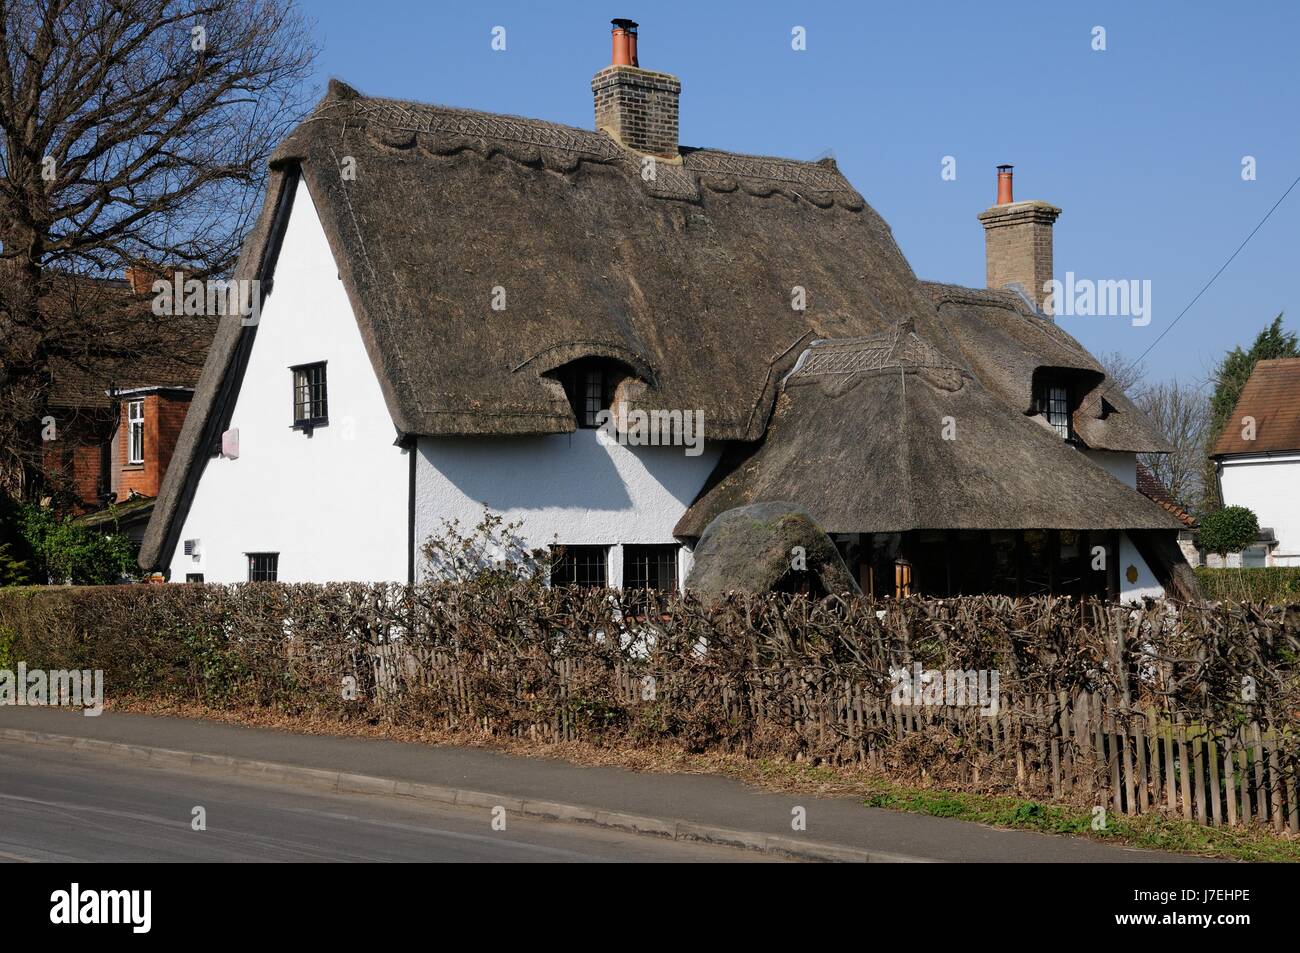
1036, 381, 1072, 439
127, 399, 145, 464
558, 359, 622, 429
623, 544, 680, 591
550, 544, 609, 588
247, 552, 279, 582
291, 362, 328, 431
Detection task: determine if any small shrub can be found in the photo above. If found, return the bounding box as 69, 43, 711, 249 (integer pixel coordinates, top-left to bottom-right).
14, 504, 138, 585
420, 506, 552, 586
1199, 505, 1260, 558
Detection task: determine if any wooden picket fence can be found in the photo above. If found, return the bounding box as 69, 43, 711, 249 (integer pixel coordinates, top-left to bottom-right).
844, 685, 1300, 832
371, 645, 1299, 831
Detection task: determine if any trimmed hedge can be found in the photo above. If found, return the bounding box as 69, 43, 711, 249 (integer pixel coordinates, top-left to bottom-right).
1196, 567, 1300, 604
2, 582, 1298, 787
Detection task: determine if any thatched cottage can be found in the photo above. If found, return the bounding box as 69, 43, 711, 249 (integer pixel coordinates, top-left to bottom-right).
141, 20, 1191, 599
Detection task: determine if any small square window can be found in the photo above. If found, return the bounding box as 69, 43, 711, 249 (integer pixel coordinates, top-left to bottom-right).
550, 545, 608, 588
623, 544, 679, 591
292, 362, 328, 430
127, 399, 145, 464
247, 553, 279, 582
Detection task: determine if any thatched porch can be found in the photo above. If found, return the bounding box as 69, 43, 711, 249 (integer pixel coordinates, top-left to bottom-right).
835, 529, 1121, 599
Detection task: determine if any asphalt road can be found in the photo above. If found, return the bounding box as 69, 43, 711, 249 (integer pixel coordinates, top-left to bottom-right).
0, 739, 783, 863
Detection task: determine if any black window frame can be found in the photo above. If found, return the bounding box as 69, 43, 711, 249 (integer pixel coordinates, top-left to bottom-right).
623, 543, 680, 592
185, 573, 205, 584
1036, 380, 1074, 440
291, 361, 329, 433
550, 544, 609, 588
557, 360, 622, 429
247, 552, 279, 582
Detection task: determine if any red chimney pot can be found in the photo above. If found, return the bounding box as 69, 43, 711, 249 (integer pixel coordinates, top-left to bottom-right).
611, 18, 639, 67
996, 164, 1014, 205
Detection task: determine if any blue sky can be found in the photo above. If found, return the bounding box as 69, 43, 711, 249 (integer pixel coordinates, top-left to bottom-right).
301, 0, 1299, 387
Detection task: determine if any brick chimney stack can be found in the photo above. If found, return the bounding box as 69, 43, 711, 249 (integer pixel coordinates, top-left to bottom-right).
592, 19, 681, 159
977, 165, 1061, 315
124, 265, 157, 296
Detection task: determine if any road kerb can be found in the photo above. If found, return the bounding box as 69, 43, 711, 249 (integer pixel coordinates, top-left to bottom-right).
0, 726, 934, 863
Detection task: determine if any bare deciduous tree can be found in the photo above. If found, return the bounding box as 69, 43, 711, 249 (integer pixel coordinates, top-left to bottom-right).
1135, 379, 1210, 513
1096, 351, 1208, 514
1095, 350, 1148, 400
0, 0, 315, 497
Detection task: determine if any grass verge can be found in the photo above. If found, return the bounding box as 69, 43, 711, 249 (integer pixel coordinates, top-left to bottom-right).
858, 780, 1298, 862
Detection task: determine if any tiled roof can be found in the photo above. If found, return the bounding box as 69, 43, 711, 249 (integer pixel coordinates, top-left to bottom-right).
1211, 357, 1300, 456
1136, 463, 1197, 527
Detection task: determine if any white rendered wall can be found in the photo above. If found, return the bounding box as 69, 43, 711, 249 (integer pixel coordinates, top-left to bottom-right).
1079, 451, 1162, 598
1117, 531, 1163, 601
168, 179, 408, 582
1083, 450, 1137, 488
414, 429, 721, 587
1219, 454, 1300, 566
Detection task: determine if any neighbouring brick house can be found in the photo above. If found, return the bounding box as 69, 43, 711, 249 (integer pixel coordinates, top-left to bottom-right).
42, 273, 215, 543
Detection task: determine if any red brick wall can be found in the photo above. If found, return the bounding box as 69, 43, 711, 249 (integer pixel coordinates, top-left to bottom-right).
39, 414, 112, 511
117, 392, 193, 499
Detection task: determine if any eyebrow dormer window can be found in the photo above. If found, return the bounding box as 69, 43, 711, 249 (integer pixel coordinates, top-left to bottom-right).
558, 359, 623, 429
1037, 381, 1072, 439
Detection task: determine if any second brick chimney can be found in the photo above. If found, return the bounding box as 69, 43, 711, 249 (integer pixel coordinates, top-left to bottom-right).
592, 19, 681, 159
977, 165, 1061, 315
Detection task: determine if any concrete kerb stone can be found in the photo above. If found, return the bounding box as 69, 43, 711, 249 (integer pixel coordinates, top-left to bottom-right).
0, 727, 932, 863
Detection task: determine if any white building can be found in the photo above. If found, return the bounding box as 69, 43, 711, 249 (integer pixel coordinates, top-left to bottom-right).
1211, 357, 1300, 567
141, 22, 1189, 600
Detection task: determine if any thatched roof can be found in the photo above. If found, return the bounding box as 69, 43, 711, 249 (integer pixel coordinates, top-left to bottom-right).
141, 79, 1178, 570
265, 80, 936, 440
675, 326, 1183, 536
685, 502, 859, 597
923, 282, 1170, 454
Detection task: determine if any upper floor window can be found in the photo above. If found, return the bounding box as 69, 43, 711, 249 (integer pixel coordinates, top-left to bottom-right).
1036, 381, 1072, 440
292, 362, 328, 431
127, 399, 145, 464
550, 544, 609, 588
248, 552, 279, 581
557, 359, 623, 429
